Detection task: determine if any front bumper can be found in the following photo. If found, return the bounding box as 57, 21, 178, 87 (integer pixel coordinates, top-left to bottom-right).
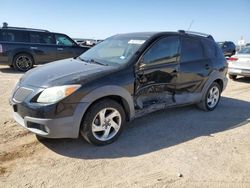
12, 102, 88, 138
13, 107, 76, 138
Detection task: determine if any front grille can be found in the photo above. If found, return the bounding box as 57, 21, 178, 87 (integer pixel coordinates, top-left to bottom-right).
13, 87, 33, 102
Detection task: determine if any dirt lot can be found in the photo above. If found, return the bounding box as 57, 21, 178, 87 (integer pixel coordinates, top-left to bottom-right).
0, 65, 250, 188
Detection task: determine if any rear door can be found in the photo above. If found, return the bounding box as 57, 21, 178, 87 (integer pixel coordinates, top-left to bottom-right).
135, 36, 180, 108
176, 36, 213, 94
29, 32, 58, 64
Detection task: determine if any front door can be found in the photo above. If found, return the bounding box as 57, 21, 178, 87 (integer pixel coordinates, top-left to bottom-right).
55, 34, 79, 60
135, 36, 181, 109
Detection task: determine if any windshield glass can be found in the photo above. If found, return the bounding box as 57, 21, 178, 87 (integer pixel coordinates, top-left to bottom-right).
79, 35, 148, 66
238, 47, 250, 54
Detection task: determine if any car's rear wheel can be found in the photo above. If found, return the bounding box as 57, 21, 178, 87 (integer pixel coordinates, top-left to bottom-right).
13, 53, 34, 71
198, 82, 221, 111
81, 99, 125, 146
229, 74, 237, 80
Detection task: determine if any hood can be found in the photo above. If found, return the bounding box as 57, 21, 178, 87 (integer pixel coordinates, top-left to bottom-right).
20, 58, 115, 88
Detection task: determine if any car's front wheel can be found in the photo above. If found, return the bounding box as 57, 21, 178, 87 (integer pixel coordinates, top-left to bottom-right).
198, 82, 221, 111
81, 99, 125, 146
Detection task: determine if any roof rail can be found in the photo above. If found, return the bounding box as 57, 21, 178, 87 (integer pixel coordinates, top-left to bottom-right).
178, 30, 214, 40
1, 26, 49, 32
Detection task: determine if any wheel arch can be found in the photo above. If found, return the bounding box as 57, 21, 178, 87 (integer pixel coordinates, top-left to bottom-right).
201, 71, 228, 102
80, 85, 135, 121
11, 51, 35, 66
73, 85, 135, 138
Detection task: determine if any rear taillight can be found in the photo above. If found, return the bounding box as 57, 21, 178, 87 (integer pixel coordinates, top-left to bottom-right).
0, 44, 2, 53
227, 57, 238, 61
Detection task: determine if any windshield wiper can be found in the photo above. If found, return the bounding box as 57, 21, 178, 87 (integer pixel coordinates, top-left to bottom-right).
88, 59, 107, 66
78, 57, 107, 66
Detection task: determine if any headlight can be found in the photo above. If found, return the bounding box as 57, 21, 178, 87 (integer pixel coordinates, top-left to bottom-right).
37, 85, 81, 103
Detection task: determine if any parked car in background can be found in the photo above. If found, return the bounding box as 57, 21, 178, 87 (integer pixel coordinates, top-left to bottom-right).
0, 25, 90, 71
245, 43, 250, 47
228, 46, 250, 80
10, 30, 228, 145
217, 41, 236, 57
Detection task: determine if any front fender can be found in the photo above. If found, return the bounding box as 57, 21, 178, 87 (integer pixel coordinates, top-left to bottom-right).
81, 85, 135, 120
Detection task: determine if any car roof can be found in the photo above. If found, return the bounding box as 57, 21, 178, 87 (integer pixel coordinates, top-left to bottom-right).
0, 28, 68, 36
114, 31, 214, 41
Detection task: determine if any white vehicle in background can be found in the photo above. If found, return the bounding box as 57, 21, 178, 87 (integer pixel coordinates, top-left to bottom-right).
228, 46, 250, 80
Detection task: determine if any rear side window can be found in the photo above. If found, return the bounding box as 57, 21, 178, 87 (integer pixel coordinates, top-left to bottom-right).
181, 37, 204, 62
201, 39, 217, 58
0, 30, 28, 42
30, 32, 55, 44
143, 36, 180, 65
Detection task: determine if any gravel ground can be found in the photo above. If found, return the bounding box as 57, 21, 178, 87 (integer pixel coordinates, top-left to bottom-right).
0, 65, 250, 188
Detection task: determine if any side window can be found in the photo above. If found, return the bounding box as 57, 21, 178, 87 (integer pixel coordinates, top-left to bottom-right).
181, 37, 204, 62
30, 33, 41, 43
55, 34, 75, 46
143, 36, 180, 65
40, 33, 55, 44
30, 32, 55, 44
201, 39, 216, 58
1, 31, 15, 42
0, 30, 28, 42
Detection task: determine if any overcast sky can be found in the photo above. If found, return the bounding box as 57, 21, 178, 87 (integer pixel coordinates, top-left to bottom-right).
1, 0, 250, 43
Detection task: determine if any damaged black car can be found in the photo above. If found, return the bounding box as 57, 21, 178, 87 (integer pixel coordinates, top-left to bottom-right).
10, 30, 228, 145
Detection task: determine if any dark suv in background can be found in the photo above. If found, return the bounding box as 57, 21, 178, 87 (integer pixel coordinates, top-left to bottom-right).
10, 30, 228, 145
0, 25, 89, 71
217, 41, 236, 57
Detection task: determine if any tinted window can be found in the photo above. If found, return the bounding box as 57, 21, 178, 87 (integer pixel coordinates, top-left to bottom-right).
229, 42, 235, 48
181, 37, 204, 62
30, 32, 55, 44
202, 39, 217, 58
0, 30, 28, 42
143, 36, 180, 65
55, 34, 74, 46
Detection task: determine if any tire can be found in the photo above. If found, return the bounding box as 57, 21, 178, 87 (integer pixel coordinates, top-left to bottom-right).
80, 99, 125, 146
13, 53, 34, 71
229, 74, 237, 80
197, 82, 221, 111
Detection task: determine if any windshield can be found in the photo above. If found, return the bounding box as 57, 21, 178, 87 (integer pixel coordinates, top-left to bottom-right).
238, 47, 250, 54
79, 35, 148, 66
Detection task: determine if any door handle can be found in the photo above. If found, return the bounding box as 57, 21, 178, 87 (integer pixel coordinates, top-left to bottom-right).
30, 46, 38, 50
57, 48, 64, 51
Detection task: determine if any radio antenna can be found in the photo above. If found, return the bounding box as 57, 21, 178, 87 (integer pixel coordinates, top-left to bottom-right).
187, 20, 194, 31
